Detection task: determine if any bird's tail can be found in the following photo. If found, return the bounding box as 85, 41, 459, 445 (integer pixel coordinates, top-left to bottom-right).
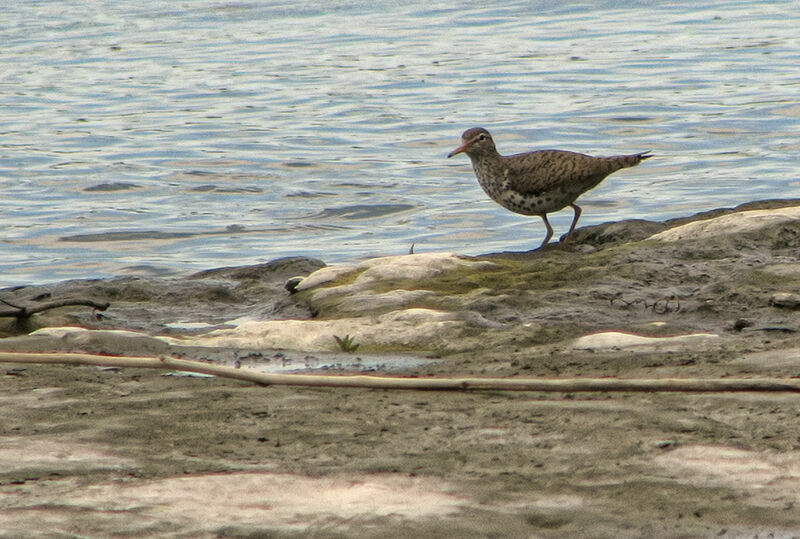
609, 151, 653, 170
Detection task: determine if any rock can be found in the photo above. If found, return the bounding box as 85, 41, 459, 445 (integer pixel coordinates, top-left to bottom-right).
293, 252, 497, 317
769, 292, 800, 309
730, 318, 752, 332
285, 276, 304, 293
572, 331, 719, 352
178, 308, 471, 352
0, 257, 325, 337
0, 327, 175, 357
293, 252, 494, 293
191, 256, 325, 282
649, 206, 800, 243
568, 219, 666, 247
329, 289, 435, 315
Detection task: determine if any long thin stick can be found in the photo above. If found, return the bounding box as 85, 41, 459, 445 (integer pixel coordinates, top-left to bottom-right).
1, 351, 799, 392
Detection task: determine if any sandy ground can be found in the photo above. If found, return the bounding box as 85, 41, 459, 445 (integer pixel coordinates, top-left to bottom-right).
3, 337, 800, 537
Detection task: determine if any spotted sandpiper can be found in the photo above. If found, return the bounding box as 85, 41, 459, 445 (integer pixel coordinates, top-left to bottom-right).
447, 127, 652, 248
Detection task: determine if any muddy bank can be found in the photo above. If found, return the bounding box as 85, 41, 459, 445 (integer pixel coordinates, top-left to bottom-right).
3, 199, 800, 536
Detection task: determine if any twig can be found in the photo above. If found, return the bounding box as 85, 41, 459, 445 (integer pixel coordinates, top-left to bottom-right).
1, 351, 799, 392
0, 299, 110, 320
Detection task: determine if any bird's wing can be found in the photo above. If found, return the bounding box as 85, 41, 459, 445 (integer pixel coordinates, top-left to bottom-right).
502, 150, 615, 196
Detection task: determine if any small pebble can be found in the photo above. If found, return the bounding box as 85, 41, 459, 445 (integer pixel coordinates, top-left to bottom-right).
285, 276, 304, 293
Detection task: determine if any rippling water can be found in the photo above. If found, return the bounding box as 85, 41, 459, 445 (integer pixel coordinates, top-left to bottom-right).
2, 1, 798, 286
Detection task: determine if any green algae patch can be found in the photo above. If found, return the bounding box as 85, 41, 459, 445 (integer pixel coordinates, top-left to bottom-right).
301, 266, 368, 291
365, 262, 498, 297
420, 248, 620, 296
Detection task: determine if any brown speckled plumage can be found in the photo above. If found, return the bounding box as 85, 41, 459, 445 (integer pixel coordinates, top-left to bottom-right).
448, 127, 652, 248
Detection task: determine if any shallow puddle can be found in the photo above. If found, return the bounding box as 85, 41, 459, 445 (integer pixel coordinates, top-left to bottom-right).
241, 351, 439, 374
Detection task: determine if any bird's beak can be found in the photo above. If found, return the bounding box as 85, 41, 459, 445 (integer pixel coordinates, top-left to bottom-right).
447, 142, 468, 158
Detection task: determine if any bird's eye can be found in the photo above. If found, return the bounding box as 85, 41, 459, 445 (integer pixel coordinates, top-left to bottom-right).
478, 134, 486, 141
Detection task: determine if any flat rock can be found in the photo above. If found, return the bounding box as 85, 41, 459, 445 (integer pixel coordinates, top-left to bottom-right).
568, 218, 666, 246
292, 252, 496, 317
0, 327, 175, 356
294, 252, 494, 292
177, 308, 469, 352
649, 206, 800, 242
572, 331, 719, 351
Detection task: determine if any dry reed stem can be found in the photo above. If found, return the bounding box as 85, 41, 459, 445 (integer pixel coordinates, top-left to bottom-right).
1, 351, 799, 393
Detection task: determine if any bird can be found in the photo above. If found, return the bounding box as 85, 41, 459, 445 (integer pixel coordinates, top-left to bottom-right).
447, 127, 652, 248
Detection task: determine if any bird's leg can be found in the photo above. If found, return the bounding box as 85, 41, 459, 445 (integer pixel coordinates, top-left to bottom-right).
539, 214, 554, 249
564, 203, 583, 241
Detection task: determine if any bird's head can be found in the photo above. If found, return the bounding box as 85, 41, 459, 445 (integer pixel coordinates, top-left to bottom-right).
447, 127, 498, 158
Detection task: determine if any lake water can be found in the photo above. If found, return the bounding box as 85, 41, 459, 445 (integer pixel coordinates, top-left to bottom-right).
2, 0, 798, 287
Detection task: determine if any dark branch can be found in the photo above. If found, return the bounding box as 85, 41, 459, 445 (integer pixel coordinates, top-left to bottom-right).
0, 298, 110, 320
